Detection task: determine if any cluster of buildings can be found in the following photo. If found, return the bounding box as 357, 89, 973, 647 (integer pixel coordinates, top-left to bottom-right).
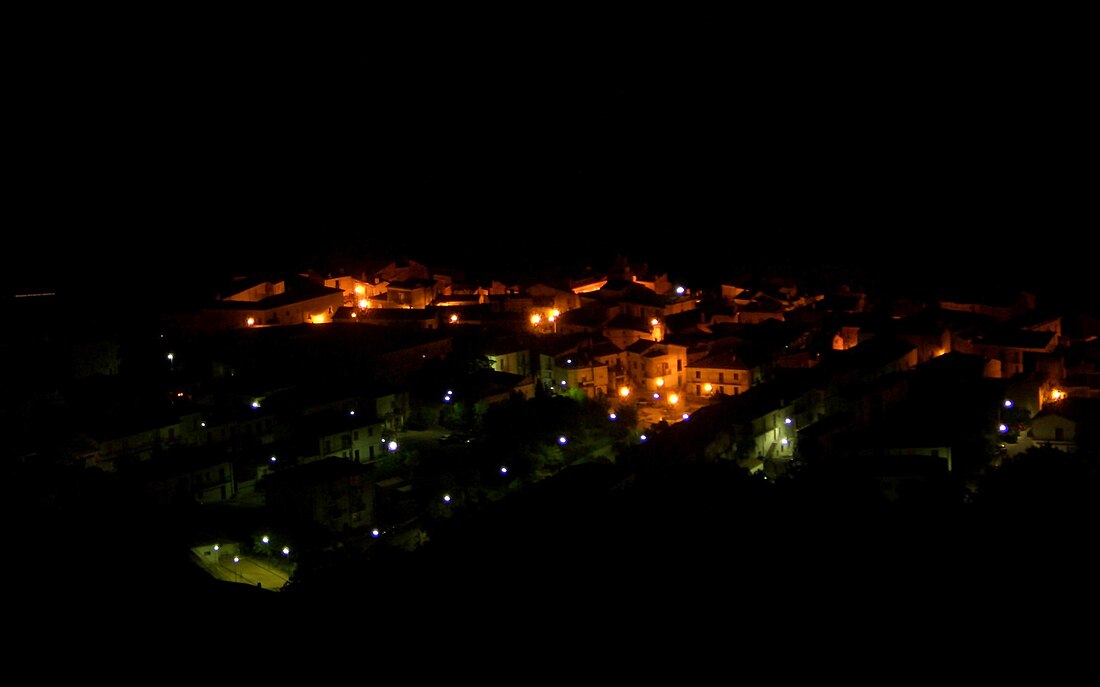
10, 254, 1100, 538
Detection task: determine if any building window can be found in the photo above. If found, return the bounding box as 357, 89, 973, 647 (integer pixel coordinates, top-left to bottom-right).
733, 373, 739, 381
718, 372, 724, 383
353, 431, 359, 440
1055, 427, 1064, 441
677, 359, 682, 372
695, 385, 701, 395
695, 371, 701, 379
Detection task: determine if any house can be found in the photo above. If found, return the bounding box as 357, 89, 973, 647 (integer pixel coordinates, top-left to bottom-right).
350, 306, 439, 329
324, 274, 389, 307
659, 370, 821, 471
624, 340, 689, 392
261, 457, 376, 533
1062, 373, 1100, 400
955, 328, 1058, 379
605, 313, 660, 348
126, 449, 236, 505
84, 414, 185, 471
487, 339, 533, 377
818, 289, 867, 314
687, 349, 751, 398
940, 288, 1036, 322
305, 412, 388, 464
372, 259, 432, 283
552, 354, 610, 398
556, 303, 612, 337
1030, 398, 1100, 452
884, 309, 954, 364
736, 300, 785, 325
527, 283, 582, 315
184, 276, 346, 331
385, 278, 438, 309
820, 335, 919, 386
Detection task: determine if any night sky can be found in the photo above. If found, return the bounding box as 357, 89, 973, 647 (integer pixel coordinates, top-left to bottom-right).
7, 10, 1093, 298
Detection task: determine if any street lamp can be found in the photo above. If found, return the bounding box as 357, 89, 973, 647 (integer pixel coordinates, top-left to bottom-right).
233, 555, 240, 582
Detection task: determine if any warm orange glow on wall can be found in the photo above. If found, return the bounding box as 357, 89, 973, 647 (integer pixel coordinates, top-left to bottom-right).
703, 383, 713, 393
354, 284, 366, 295
619, 386, 631, 398
1051, 388, 1067, 401
655, 377, 664, 387
310, 313, 329, 324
